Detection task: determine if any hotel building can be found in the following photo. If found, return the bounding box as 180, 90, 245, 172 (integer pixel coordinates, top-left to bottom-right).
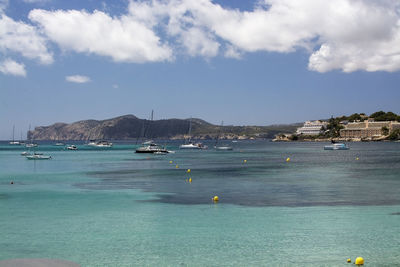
296, 120, 328, 135
340, 120, 400, 138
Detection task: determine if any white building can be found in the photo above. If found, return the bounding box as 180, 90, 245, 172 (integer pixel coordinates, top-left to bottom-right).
296, 120, 327, 135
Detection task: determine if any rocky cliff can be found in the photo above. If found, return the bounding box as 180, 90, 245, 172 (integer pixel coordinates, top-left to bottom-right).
28, 115, 298, 140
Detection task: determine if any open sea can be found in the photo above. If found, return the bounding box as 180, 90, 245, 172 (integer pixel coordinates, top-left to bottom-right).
1, 140, 399, 266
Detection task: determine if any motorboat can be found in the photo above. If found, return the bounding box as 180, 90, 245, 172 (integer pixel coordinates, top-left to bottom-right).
179, 142, 207, 149
54, 142, 65, 146
324, 143, 349, 150
26, 153, 51, 160
67, 145, 78, 150
25, 143, 38, 148
95, 141, 113, 147
136, 142, 169, 154
86, 140, 97, 146
9, 141, 22, 145
21, 151, 30, 156
87, 140, 113, 147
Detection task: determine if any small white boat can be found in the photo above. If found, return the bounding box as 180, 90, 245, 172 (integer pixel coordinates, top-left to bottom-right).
95, 141, 113, 147
26, 153, 51, 160
67, 145, 78, 150
25, 143, 38, 148
21, 151, 30, 156
87, 140, 113, 147
324, 143, 349, 150
55, 142, 65, 146
9, 141, 21, 145
136, 143, 169, 153
179, 143, 207, 149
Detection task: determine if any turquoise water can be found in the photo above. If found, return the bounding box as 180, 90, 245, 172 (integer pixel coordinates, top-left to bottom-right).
1, 141, 400, 266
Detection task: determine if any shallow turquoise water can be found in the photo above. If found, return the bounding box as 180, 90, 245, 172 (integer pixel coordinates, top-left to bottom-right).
1, 141, 400, 266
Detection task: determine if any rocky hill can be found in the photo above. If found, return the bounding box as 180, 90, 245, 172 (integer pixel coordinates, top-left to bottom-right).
28, 115, 299, 140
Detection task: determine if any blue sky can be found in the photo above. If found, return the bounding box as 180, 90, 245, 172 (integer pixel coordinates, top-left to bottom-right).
1, 0, 400, 140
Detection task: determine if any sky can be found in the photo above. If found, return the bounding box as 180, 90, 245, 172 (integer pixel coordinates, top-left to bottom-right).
1, 0, 400, 140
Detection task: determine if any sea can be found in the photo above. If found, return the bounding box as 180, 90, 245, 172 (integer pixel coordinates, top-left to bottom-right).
0, 140, 399, 266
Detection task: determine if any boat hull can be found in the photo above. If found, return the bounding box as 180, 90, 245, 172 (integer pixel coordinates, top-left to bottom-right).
26, 155, 51, 160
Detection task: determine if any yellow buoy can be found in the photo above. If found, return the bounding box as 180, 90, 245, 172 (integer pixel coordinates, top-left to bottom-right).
347, 258, 351, 263
243, 159, 247, 163
169, 160, 173, 164
286, 157, 290, 162
355, 257, 364, 265
189, 177, 192, 183
356, 157, 359, 161
213, 196, 219, 202
176, 165, 179, 169
187, 169, 191, 173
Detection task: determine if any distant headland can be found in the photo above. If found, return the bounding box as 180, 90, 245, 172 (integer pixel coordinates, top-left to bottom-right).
28, 115, 300, 141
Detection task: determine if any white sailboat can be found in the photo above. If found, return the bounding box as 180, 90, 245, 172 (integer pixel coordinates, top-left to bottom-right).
214, 121, 233, 151
179, 117, 207, 149
135, 110, 169, 154
9, 125, 21, 145
25, 124, 38, 148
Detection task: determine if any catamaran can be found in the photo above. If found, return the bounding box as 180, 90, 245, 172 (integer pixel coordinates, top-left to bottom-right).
135, 110, 170, 154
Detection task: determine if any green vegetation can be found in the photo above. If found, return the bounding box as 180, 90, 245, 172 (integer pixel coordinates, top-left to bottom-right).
388, 129, 400, 140
369, 111, 400, 122
324, 117, 344, 138
381, 126, 389, 136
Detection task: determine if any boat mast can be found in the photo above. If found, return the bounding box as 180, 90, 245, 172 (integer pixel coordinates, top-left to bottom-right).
188, 117, 192, 143
12, 125, 15, 142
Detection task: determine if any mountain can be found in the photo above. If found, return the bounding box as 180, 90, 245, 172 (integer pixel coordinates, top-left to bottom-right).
28, 115, 299, 140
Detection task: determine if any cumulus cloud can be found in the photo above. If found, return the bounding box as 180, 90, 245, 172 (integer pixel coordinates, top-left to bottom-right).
21, 0, 400, 72
127, 0, 400, 72
65, 75, 91, 83
0, 58, 26, 76
29, 9, 172, 63
0, 14, 53, 64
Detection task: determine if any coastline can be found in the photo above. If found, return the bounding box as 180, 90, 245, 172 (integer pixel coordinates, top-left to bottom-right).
272, 136, 393, 142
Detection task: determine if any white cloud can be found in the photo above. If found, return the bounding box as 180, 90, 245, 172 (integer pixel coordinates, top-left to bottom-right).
0, 58, 26, 76
65, 75, 91, 83
0, 14, 53, 64
29, 9, 173, 63
126, 0, 400, 72
19, 0, 400, 72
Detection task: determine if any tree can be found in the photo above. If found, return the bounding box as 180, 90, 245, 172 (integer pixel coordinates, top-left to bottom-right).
388, 129, 400, 140
381, 126, 389, 136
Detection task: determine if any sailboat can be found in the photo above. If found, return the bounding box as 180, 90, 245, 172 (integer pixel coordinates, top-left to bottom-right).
214, 121, 233, 150
9, 125, 21, 145
179, 118, 207, 149
135, 110, 169, 154
25, 124, 38, 148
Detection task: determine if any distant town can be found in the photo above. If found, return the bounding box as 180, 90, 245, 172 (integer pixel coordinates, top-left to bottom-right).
275, 111, 400, 141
